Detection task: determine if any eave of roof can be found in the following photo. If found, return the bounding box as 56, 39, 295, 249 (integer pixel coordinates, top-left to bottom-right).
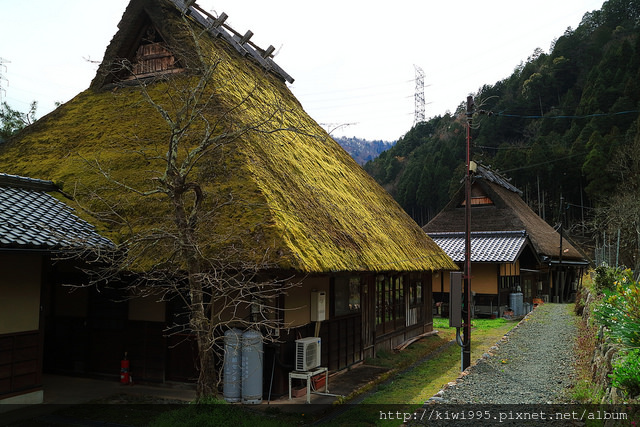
547, 259, 591, 267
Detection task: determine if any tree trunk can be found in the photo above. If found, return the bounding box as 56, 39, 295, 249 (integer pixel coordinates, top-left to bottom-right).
171, 181, 218, 399
195, 330, 217, 399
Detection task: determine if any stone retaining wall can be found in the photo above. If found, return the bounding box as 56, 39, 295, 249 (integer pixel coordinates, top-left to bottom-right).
581, 291, 626, 404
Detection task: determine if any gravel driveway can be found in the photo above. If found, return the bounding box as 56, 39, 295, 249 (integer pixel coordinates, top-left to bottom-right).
429, 303, 577, 405
403, 304, 579, 426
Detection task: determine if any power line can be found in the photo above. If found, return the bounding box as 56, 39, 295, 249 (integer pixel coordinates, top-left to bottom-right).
298, 91, 411, 109
472, 108, 640, 157
494, 110, 640, 120
499, 152, 585, 173
476, 145, 528, 151
292, 78, 413, 98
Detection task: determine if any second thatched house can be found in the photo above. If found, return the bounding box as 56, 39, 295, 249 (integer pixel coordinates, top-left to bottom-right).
424, 164, 588, 317
0, 0, 455, 399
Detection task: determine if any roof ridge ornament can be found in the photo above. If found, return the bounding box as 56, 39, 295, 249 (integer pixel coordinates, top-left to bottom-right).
171, 0, 294, 83
209, 12, 228, 29
475, 162, 523, 196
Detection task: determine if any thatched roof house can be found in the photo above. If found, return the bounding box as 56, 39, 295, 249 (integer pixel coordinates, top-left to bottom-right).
424, 164, 584, 262
0, 0, 454, 396
2, 0, 451, 275
425, 164, 588, 312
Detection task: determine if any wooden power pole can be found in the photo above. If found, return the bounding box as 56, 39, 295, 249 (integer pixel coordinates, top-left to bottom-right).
463, 96, 473, 370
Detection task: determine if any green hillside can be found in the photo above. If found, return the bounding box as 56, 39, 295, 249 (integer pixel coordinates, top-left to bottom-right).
365, 0, 640, 269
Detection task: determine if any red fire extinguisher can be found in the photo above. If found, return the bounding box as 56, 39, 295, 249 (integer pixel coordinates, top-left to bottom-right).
120, 352, 130, 384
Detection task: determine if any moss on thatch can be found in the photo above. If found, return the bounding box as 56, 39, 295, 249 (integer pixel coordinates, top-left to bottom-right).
0, 0, 455, 273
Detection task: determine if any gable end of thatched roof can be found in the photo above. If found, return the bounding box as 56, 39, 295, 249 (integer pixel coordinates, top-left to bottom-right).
91, 0, 293, 90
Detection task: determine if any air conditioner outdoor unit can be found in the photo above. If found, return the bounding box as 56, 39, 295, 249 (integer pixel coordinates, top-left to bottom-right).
295, 337, 321, 371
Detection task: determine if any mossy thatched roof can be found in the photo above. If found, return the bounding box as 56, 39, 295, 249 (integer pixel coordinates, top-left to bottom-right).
0, 0, 455, 274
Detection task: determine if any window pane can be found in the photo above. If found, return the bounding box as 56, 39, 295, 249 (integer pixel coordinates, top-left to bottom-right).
335, 276, 361, 316
376, 276, 384, 325
398, 276, 404, 317
348, 277, 361, 311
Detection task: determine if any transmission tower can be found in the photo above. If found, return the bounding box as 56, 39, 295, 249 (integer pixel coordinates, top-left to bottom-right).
413, 65, 425, 126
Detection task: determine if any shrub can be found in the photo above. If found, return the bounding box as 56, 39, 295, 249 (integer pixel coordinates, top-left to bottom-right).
593, 265, 622, 294
610, 348, 640, 398
593, 268, 640, 348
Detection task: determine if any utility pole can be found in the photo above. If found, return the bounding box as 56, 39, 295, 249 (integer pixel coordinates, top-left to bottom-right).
462, 95, 473, 370
558, 195, 563, 303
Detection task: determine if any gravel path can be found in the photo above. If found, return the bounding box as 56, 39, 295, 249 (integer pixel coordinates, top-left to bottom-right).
429, 303, 578, 405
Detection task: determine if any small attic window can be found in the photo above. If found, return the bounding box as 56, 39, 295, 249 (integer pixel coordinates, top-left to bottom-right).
461, 196, 494, 206
473, 196, 493, 205
126, 26, 183, 79
460, 184, 494, 207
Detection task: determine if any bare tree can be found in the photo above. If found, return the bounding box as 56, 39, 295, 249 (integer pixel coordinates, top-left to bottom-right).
72, 13, 303, 399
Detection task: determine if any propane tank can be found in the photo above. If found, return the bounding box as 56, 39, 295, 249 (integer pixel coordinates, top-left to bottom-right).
223, 328, 243, 403
241, 330, 263, 404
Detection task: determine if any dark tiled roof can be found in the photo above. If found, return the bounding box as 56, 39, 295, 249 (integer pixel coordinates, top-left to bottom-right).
428, 230, 528, 263
0, 173, 114, 250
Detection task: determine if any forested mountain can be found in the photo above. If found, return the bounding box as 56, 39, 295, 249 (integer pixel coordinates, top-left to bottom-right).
334, 136, 395, 165
365, 0, 640, 269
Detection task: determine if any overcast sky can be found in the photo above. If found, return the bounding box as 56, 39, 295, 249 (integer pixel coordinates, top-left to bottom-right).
1, 1, 604, 141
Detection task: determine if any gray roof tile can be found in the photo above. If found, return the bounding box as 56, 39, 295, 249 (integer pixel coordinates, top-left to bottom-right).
0, 173, 114, 251
428, 230, 528, 263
